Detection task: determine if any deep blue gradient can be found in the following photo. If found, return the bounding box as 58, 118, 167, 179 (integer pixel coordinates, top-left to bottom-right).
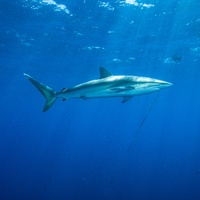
0, 1, 200, 200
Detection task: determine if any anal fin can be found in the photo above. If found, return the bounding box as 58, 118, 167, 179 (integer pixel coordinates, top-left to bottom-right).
80, 96, 88, 100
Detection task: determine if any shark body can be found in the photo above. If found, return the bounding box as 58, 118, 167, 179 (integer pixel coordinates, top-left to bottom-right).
24, 67, 172, 112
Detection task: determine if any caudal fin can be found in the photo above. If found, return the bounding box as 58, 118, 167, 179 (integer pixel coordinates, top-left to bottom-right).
24, 73, 57, 112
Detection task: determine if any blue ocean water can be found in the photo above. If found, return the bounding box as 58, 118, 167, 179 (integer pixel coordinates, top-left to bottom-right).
1, 0, 200, 199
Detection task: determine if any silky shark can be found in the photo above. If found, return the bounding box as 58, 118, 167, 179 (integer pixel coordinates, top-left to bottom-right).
24, 67, 172, 112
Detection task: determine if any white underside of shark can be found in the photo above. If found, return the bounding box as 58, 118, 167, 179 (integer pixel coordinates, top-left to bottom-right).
24, 67, 172, 112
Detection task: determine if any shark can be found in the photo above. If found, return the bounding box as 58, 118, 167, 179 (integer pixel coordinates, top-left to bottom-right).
24, 67, 173, 112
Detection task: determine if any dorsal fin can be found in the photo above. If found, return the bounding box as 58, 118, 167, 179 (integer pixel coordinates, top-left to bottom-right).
99, 67, 112, 79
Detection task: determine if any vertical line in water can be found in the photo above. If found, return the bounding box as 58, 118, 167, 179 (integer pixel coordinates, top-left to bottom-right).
108, 63, 174, 186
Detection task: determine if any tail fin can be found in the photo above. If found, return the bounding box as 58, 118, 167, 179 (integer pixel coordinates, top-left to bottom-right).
24, 73, 57, 112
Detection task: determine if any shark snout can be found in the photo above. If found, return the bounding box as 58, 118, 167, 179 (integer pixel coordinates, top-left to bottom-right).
159, 81, 173, 88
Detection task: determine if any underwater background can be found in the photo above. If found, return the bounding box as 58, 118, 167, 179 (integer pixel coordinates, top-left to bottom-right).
0, 0, 200, 199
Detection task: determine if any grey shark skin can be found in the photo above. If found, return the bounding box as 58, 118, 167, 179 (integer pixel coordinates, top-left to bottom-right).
24, 67, 173, 112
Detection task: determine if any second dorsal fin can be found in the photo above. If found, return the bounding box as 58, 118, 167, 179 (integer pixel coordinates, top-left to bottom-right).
99, 67, 112, 79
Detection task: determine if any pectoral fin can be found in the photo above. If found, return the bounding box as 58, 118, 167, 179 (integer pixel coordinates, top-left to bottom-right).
122, 96, 133, 103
